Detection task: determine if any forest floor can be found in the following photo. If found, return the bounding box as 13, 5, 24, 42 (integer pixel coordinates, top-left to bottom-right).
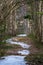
12, 37, 38, 54
1, 36, 43, 56
0, 36, 43, 65
12, 36, 43, 65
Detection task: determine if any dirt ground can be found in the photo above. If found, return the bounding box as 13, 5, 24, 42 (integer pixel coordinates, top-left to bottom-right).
12, 36, 43, 54
3, 36, 43, 56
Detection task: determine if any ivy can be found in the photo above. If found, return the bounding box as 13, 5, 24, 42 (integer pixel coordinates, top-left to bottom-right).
37, 12, 43, 15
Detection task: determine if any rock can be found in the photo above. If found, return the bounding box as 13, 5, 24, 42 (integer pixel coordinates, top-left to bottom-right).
0, 57, 5, 60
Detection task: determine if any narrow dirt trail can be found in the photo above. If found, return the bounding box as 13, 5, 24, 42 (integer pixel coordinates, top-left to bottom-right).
11, 35, 38, 54
0, 34, 39, 65
6, 34, 31, 56
0, 34, 31, 65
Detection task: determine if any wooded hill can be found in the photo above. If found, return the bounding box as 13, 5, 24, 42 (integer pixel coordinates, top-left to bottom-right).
0, 0, 43, 43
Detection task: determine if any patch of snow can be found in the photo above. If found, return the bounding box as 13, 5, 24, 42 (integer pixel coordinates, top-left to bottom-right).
17, 34, 27, 37
0, 55, 26, 65
6, 39, 30, 49
18, 50, 30, 55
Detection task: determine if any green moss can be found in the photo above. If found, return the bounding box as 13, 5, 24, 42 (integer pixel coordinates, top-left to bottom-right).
3, 35, 13, 40
28, 33, 38, 42
25, 54, 43, 65
35, 41, 43, 49
37, 12, 43, 15
0, 41, 6, 44
28, 33, 43, 49
2, 46, 13, 49
25, 54, 43, 60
